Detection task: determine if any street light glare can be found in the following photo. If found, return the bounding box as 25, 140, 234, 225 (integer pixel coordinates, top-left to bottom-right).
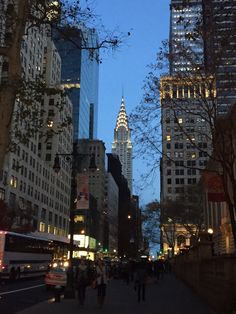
207, 228, 214, 234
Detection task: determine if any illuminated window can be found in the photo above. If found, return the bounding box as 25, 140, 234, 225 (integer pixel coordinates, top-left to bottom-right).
74, 215, 84, 223
191, 153, 196, 159
10, 176, 14, 187
47, 120, 54, 128
39, 222, 45, 232
10, 176, 17, 188
48, 225, 53, 233
178, 118, 183, 124
166, 135, 171, 141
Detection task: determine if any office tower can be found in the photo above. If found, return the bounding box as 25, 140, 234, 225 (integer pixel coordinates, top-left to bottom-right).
160, 76, 211, 201
107, 153, 131, 258
105, 172, 119, 254
160, 1, 211, 256
170, 0, 203, 74
0, 19, 73, 241
203, 0, 236, 114
54, 26, 99, 140
112, 96, 133, 194
160, 0, 209, 202
75, 139, 106, 247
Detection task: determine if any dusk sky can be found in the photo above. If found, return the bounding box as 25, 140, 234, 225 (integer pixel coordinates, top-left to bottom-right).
94, 1, 170, 205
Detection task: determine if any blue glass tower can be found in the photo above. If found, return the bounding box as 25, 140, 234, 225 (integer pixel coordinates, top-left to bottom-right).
54, 26, 99, 140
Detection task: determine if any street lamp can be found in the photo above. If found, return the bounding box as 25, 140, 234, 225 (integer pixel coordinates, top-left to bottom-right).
52, 143, 97, 298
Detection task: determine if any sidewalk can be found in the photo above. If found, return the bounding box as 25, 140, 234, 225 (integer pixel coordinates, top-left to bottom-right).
16, 274, 214, 314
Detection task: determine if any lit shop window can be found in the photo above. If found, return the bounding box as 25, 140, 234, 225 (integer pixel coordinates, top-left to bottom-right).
48, 225, 54, 233
39, 222, 45, 232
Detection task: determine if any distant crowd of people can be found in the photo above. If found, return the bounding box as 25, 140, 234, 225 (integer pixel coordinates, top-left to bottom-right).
71, 257, 171, 307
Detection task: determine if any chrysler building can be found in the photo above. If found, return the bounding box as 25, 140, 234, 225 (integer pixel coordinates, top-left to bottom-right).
112, 96, 133, 194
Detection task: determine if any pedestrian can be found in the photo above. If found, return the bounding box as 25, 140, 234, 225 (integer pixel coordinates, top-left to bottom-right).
157, 259, 165, 279
75, 257, 89, 306
95, 258, 108, 308
153, 260, 160, 282
134, 261, 148, 302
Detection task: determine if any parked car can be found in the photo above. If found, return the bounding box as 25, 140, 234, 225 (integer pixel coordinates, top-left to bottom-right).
45, 267, 67, 290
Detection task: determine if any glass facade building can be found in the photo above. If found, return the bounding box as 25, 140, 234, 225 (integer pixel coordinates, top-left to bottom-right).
54, 26, 99, 140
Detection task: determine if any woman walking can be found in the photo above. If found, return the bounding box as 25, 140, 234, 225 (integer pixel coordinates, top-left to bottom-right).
96, 259, 108, 308
75, 258, 89, 306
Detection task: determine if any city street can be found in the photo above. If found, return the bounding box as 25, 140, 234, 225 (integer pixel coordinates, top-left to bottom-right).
0, 277, 54, 314
2, 274, 214, 314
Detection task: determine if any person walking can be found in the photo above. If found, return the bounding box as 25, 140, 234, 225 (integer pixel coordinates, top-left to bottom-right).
75, 258, 89, 306
95, 259, 108, 308
134, 261, 148, 302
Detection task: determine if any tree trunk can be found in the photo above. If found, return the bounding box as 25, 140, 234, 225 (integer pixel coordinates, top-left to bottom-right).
0, 0, 29, 171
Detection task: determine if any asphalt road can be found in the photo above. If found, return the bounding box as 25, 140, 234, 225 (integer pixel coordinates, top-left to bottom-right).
0, 277, 54, 314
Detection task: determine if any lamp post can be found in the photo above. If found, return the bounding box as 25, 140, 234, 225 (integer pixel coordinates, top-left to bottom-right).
53, 143, 97, 298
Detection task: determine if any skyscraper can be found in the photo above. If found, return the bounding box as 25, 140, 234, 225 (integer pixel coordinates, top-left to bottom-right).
170, 0, 203, 74
203, 0, 236, 114
54, 26, 99, 140
0, 23, 73, 241
112, 96, 133, 194
161, 0, 207, 203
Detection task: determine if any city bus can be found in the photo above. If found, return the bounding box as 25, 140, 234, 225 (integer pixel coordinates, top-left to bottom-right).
0, 230, 68, 280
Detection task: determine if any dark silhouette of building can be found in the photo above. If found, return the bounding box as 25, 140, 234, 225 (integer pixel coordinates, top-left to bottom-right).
107, 153, 132, 258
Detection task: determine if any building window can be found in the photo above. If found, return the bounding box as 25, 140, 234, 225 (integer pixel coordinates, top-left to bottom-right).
46, 154, 51, 161
49, 99, 54, 106
39, 222, 45, 232
187, 169, 197, 175
199, 151, 208, 157
175, 143, 183, 149
175, 169, 184, 175
175, 160, 184, 167
0, 188, 5, 200
46, 142, 52, 150
188, 178, 197, 184
176, 178, 184, 184
10, 176, 17, 188
41, 208, 46, 220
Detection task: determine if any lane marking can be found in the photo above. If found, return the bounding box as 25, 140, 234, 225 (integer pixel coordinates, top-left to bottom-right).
0, 284, 45, 296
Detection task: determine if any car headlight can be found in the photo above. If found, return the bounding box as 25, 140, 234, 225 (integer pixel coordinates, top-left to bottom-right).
64, 261, 69, 267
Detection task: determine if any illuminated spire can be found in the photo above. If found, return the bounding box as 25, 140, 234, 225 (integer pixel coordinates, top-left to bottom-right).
115, 96, 129, 131
112, 95, 133, 194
